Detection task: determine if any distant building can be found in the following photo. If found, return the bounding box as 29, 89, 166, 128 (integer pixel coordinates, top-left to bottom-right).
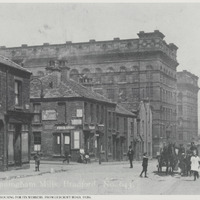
0, 56, 32, 171
30, 60, 136, 161
134, 101, 152, 160
177, 70, 199, 147
0, 30, 176, 157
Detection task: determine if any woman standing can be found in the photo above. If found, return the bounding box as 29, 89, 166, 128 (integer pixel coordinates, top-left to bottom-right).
190, 151, 200, 181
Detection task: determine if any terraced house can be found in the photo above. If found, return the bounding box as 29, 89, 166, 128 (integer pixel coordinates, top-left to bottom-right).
30, 60, 136, 162
0, 56, 32, 171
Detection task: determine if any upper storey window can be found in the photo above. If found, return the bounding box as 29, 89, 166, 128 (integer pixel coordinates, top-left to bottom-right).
15, 80, 22, 107
119, 66, 127, 82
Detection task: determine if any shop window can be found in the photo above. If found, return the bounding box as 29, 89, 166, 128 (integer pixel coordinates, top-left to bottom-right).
14, 80, 22, 106
8, 124, 15, 163
64, 136, 70, 145
34, 132, 41, 152
74, 131, 80, 149
22, 124, 29, 162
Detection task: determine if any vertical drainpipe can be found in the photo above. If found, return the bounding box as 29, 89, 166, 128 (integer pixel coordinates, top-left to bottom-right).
5, 68, 8, 170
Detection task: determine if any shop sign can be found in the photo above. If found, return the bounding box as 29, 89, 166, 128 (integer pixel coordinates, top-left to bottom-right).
42, 110, 57, 120
71, 119, 82, 125
56, 125, 75, 130
76, 109, 83, 117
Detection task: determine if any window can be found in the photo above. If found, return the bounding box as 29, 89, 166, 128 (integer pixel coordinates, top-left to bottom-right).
119, 66, 126, 82
74, 131, 80, 149
33, 104, 41, 123
132, 88, 139, 101
34, 132, 41, 151
113, 112, 115, 130
14, 80, 22, 106
100, 105, 104, 124
119, 88, 126, 101
64, 136, 70, 144
96, 105, 100, 123
57, 135, 60, 144
69, 69, 79, 82
116, 117, 119, 131
108, 112, 111, 128
124, 118, 128, 132
107, 89, 115, 100
21, 125, 29, 162
90, 104, 94, 123
131, 122, 134, 135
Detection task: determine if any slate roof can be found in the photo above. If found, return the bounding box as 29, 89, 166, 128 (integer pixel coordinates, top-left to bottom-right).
0, 55, 31, 74
116, 104, 136, 117
30, 73, 115, 105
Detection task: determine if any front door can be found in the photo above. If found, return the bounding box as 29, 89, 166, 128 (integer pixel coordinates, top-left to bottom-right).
14, 124, 21, 166
53, 133, 61, 155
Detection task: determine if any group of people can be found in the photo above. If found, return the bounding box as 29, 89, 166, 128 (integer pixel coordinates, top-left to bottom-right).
127, 145, 148, 178
127, 142, 200, 181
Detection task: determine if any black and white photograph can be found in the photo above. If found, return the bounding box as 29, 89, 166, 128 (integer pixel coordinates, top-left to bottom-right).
0, 0, 200, 197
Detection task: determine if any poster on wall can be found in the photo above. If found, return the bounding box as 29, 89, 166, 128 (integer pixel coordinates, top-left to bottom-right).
42, 110, 57, 120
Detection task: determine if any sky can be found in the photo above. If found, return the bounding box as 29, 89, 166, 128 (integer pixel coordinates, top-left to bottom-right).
0, 3, 199, 74
0, 2, 200, 128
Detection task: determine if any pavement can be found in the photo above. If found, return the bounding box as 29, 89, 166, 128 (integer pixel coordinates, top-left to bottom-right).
0, 159, 134, 181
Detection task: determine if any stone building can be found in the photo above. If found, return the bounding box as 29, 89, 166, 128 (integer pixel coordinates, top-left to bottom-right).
134, 101, 153, 160
176, 70, 199, 147
0, 30, 177, 157
30, 60, 136, 161
0, 56, 32, 171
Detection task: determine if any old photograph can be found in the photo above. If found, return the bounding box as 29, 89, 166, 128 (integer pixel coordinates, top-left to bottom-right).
0, 1, 200, 197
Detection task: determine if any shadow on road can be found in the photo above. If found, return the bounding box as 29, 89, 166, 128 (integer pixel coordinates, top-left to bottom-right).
153, 170, 180, 177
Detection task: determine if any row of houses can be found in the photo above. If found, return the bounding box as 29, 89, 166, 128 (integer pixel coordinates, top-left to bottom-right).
0, 56, 152, 171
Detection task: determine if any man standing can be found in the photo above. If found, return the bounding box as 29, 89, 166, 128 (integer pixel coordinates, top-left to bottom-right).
190, 142, 198, 156
127, 145, 134, 168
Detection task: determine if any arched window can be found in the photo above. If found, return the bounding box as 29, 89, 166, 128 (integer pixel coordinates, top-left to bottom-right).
120, 66, 127, 72
69, 69, 79, 82
107, 67, 114, 73
133, 66, 139, 71
82, 68, 91, 75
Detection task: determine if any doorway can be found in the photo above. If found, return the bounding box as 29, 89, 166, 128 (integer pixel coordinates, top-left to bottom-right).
14, 124, 21, 166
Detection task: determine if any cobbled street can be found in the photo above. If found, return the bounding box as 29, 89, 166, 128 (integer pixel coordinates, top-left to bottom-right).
0, 159, 200, 195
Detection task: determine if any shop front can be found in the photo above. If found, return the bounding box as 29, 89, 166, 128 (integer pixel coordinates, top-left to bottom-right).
0, 110, 32, 171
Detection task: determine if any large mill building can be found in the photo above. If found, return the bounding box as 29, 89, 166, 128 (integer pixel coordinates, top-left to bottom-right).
0, 30, 178, 157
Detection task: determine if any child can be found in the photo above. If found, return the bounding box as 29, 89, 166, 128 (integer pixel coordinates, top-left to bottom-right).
140, 152, 148, 178
34, 152, 40, 171
190, 150, 200, 181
